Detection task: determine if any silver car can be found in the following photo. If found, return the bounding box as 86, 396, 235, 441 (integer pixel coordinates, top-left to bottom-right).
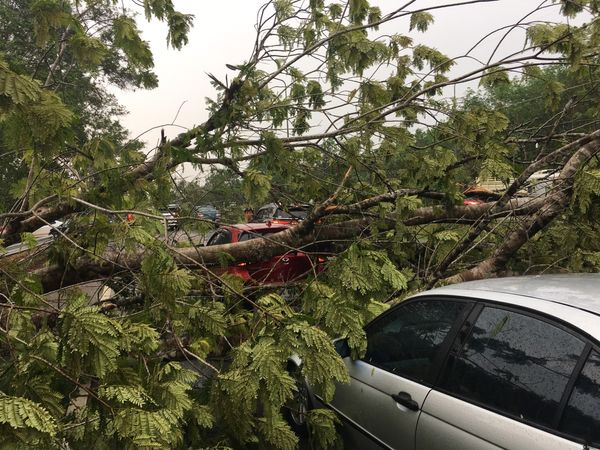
293, 274, 600, 449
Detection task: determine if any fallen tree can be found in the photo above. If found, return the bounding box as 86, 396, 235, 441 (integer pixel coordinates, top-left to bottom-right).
2, 0, 600, 448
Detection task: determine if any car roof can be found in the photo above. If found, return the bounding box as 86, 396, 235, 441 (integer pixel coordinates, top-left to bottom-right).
418, 274, 600, 317
256, 203, 310, 211
221, 223, 290, 232
256, 203, 277, 210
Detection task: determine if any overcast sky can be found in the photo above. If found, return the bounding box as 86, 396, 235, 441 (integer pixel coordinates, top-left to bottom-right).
114, 0, 570, 179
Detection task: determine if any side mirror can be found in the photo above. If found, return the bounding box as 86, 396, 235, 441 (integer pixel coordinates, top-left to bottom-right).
334, 338, 351, 359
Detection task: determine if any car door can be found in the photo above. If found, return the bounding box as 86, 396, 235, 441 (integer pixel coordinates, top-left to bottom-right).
417, 304, 590, 450
238, 230, 292, 284
323, 299, 471, 450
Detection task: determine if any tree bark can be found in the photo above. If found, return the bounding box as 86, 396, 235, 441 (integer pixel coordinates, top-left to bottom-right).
30, 197, 541, 293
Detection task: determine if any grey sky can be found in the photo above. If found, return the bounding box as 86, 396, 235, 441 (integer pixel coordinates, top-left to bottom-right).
114, 1, 570, 179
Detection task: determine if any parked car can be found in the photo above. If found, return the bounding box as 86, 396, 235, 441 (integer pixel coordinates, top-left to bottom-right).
48, 211, 128, 237
290, 274, 600, 449
463, 186, 501, 205
205, 222, 325, 286
160, 203, 180, 230
525, 169, 559, 198
47, 220, 66, 237
252, 203, 311, 224
193, 205, 220, 223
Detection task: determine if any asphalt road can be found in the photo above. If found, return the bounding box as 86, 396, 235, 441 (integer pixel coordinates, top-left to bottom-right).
2, 224, 211, 258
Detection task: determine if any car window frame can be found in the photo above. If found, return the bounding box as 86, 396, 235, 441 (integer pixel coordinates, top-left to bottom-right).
432, 298, 600, 446
361, 297, 476, 387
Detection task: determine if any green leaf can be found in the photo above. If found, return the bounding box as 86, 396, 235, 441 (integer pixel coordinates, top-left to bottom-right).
544, 80, 565, 109
255, 415, 298, 450
0, 60, 42, 105
69, 32, 108, 68
242, 168, 272, 203
99, 385, 153, 407
188, 301, 227, 335
306, 80, 326, 109
190, 404, 214, 429
522, 65, 543, 80
368, 6, 382, 28
480, 66, 510, 89
123, 322, 160, 353
307, 409, 340, 449
30, 0, 72, 46
0, 394, 57, 436
274, 0, 294, 21
166, 11, 194, 50
113, 16, 154, 69
573, 169, 600, 213
349, 0, 370, 25
409, 11, 434, 32
20, 232, 38, 250
60, 294, 123, 377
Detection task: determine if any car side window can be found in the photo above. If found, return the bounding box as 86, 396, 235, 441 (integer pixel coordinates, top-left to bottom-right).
363, 300, 466, 384
559, 350, 600, 445
207, 229, 232, 246
238, 232, 257, 242
254, 208, 273, 222
439, 306, 585, 429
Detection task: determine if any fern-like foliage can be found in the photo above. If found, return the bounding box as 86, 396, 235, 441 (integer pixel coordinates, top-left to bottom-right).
0, 58, 42, 106
0, 394, 57, 435
99, 385, 153, 408
59, 293, 123, 377
573, 169, 600, 214
280, 321, 349, 402
140, 248, 192, 310
307, 409, 340, 450
0, 394, 57, 449
255, 415, 298, 450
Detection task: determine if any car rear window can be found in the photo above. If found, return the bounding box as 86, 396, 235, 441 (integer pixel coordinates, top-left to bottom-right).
238, 231, 278, 242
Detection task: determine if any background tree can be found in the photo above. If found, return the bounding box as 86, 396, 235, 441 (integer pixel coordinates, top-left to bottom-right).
2, 0, 600, 448
0, 0, 192, 211
176, 170, 246, 224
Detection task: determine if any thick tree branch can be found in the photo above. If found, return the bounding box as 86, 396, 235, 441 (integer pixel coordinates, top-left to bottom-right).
32, 197, 541, 293
429, 130, 600, 285
447, 136, 600, 284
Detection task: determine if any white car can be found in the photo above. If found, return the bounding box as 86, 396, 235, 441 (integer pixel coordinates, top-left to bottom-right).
160, 204, 180, 230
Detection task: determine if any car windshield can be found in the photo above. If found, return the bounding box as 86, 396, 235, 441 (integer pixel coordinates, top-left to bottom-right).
253, 207, 274, 222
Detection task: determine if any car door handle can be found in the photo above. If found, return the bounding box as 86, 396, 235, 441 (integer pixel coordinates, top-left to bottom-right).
391, 391, 419, 411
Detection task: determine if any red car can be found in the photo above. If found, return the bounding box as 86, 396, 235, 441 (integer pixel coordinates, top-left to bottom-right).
205, 223, 325, 286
